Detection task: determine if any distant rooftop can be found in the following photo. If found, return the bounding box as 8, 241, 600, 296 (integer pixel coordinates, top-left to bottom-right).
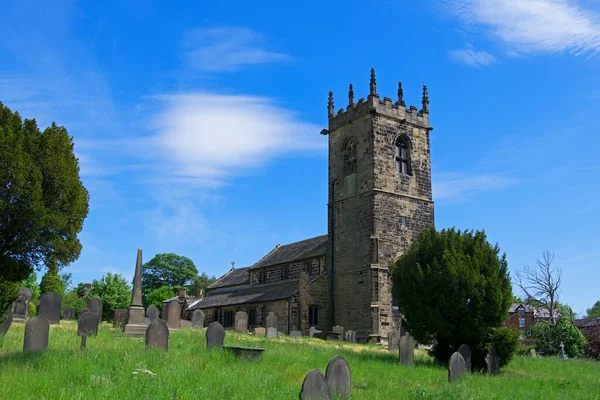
207, 266, 251, 290
251, 235, 327, 270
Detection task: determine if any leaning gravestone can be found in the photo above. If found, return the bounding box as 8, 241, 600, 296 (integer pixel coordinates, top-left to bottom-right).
457, 344, 472, 373
23, 316, 49, 352
113, 309, 127, 328
192, 309, 205, 328
399, 334, 416, 366
63, 308, 75, 321
486, 345, 500, 375
388, 329, 401, 351
266, 312, 277, 329
448, 352, 467, 382
88, 298, 103, 323
39, 293, 61, 325
266, 327, 278, 339
0, 309, 13, 343
79, 309, 99, 336
146, 319, 169, 351
299, 369, 331, 400
206, 321, 225, 349
12, 287, 32, 321
166, 302, 181, 330
78, 311, 99, 350
146, 305, 159, 322
325, 355, 352, 399
235, 311, 248, 333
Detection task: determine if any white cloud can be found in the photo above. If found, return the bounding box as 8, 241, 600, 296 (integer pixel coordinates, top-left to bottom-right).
448, 49, 497, 67
439, 0, 600, 55
184, 27, 291, 72
433, 173, 519, 201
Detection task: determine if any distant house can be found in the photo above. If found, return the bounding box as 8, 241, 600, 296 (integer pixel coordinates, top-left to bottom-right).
574, 317, 600, 358
504, 303, 535, 334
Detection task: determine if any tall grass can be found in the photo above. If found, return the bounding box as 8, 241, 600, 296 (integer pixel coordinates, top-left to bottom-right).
1, 321, 599, 399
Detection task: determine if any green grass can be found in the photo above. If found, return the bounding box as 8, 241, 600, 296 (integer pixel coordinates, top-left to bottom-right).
1, 321, 599, 399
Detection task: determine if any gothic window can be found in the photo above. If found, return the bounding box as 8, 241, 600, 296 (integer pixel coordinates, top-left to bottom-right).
395, 136, 411, 176
342, 137, 358, 175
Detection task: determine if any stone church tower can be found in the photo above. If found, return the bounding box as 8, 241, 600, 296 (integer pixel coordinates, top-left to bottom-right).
324, 69, 435, 342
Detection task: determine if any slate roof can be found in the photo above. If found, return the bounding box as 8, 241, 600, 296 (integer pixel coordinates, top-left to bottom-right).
187, 280, 300, 310
207, 267, 251, 290
508, 303, 533, 313
251, 234, 328, 270
574, 317, 600, 328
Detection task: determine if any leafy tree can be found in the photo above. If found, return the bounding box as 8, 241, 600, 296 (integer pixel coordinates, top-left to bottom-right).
511, 295, 524, 304
532, 318, 586, 358
145, 286, 176, 311
586, 301, 600, 318
391, 226, 513, 368
40, 259, 63, 295
188, 272, 217, 297
0, 102, 89, 316
88, 273, 131, 322
142, 254, 198, 298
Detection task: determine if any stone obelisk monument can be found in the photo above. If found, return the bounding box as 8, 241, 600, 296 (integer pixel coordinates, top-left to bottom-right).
124, 248, 147, 335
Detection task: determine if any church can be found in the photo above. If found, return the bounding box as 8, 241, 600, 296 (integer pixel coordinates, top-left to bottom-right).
187, 69, 435, 343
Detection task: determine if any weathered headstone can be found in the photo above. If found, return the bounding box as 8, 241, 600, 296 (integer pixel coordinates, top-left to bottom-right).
332, 325, 344, 337
146, 305, 159, 322
290, 330, 302, 337
63, 308, 75, 321
399, 334, 416, 366
146, 319, 169, 351
12, 287, 32, 321
388, 329, 401, 351
180, 320, 192, 328
113, 309, 127, 328
23, 316, 49, 352
344, 330, 356, 343
299, 369, 331, 400
206, 321, 225, 349
530, 348, 537, 358
448, 352, 466, 382
0, 309, 13, 342
254, 327, 266, 336
266, 327, 278, 339
79, 309, 99, 336
486, 345, 500, 375
266, 311, 277, 329
325, 355, 351, 399
88, 298, 103, 323
166, 302, 181, 330
78, 311, 99, 349
309, 326, 322, 338
39, 293, 61, 325
457, 344, 472, 373
234, 311, 248, 333
191, 309, 205, 328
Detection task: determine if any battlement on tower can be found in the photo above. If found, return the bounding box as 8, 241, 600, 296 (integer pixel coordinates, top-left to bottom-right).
325, 68, 430, 133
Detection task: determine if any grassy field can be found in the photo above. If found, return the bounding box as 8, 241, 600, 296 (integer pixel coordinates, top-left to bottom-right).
1, 321, 599, 399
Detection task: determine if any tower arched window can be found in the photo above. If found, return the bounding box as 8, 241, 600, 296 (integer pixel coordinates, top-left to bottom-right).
395, 136, 411, 176
343, 137, 358, 175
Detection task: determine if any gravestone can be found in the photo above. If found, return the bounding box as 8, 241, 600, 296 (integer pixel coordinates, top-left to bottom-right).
0, 309, 13, 341
486, 345, 500, 375
63, 308, 76, 321
206, 321, 225, 349
332, 325, 344, 336
457, 344, 472, 373
79, 309, 99, 336
146, 319, 169, 351
23, 317, 49, 352
12, 287, 32, 321
299, 369, 331, 400
39, 293, 62, 325
448, 352, 466, 382
78, 311, 99, 350
290, 330, 302, 337
146, 305, 159, 322
88, 298, 103, 323
309, 326, 322, 338
325, 355, 352, 399
344, 330, 356, 343
266, 312, 277, 329
234, 311, 248, 333
192, 309, 205, 328
180, 320, 192, 328
166, 302, 181, 330
399, 334, 416, 366
113, 309, 127, 328
266, 327, 278, 339
254, 327, 266, 336
123, 248, 147, 335
530, 349, 537, 358
388, 329, 401, 351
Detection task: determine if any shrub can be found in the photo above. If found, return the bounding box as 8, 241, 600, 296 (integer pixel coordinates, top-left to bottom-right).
145, 286, 176, 312
28, 301, 37, 317
533, 318, 586, 358
61, 291, 87, 317
0, 278, 19, 323
40, 270, 63, 296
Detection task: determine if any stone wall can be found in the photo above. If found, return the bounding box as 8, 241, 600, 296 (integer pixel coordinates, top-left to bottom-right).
201, 298, 292, 334
309, 275, 328, 332
249, 256, 325, 286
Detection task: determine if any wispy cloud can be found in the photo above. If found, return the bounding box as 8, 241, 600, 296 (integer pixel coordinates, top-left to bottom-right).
439, 0, 600, 56
448, 48, 496, 67
433, 173, 520, 202
184, 27, 291, 72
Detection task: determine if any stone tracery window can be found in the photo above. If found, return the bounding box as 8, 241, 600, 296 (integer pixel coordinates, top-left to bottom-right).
342, 137, 358, 175
395, 135, 411, 176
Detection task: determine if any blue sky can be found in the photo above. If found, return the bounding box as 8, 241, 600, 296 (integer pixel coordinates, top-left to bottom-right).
1, 0, 598, 315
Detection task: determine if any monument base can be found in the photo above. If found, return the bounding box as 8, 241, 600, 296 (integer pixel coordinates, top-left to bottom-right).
123, 305, 146, 336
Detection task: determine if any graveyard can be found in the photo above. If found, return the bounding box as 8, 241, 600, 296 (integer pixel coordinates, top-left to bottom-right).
1, 320, 599, 399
